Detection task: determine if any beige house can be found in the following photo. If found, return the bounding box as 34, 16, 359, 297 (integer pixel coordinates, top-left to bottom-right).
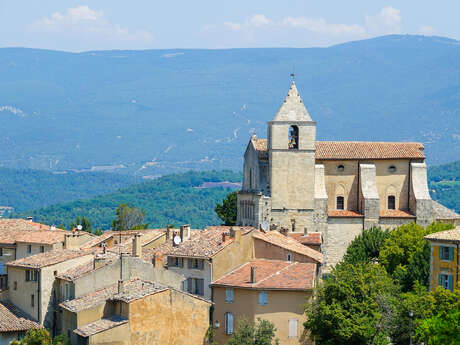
211, 259, 317, 345
0, 301, 41, 345
6, 249, 94, 334
60, 279, 212, 345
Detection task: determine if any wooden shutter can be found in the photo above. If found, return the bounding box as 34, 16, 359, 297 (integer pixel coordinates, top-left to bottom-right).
198, 279, 204, 296
288, 319, 298, 338
187, 278, 192, 293
438, 274, 442, 287
449, 247, 454, 261
226, 313, 234, 334
448, 275, 453, 291
188, 258, 192, 269
167, 257, 173, 267
199, 259, 204, 270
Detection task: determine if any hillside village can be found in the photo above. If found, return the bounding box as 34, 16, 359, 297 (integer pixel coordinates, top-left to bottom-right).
0, 82, 459, 345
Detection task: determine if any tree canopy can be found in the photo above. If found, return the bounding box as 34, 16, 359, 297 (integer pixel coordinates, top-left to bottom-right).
226, 318, 279, 345
111, 203, 147, 230
215, 191, 237, 226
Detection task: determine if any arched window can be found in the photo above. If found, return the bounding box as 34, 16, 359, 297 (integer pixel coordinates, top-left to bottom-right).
388, 195, 396, 210
336, 196, 344, 210
288, 125, 299, 149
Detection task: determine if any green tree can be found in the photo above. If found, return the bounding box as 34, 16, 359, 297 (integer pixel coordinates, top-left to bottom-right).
305, 263, 397, 345
10, 329, 52, 345
111, 203, 147, 230
343, 226, 390, 265
52, 334, 70, 345
379, 222, 454, 290
70, 216, 92, 232
227, 318, 279, 345
215, 191, 237, 226
93, 227, 103, 236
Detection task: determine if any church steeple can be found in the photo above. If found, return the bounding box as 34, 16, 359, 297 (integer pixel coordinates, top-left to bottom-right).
273, 81, 312, 122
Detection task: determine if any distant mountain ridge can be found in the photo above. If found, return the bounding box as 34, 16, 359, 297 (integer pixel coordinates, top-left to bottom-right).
1, 34, 459, 175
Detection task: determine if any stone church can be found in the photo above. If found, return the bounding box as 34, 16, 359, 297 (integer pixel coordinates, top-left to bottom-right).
237, 81, 459, 268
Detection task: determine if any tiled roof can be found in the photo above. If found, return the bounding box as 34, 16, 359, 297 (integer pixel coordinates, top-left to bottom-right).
253, 231, 323, 263
7, 249, 92, 269
0, 301, 42, 332
212, 259, 316, 290
164, 227, 254, 258
60, 285, 118, 312
251, 140, 425, 160
328, 210, 364, 218
0, 219, 67, 245
57, 252, 119, 281
432, 201, 460, 220
73, 315, 128, 337
110, 279, 167, 303
109, 230, 166, 254
79, 232, 114, 250
287, 232, 322, 246
380, 210, 415, 218
425, 228, 460, 243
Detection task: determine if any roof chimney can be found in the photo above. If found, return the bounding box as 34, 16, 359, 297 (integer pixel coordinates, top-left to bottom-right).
250, 266, 256, 283
27, 216, 33, 222
118, 279, 126, 294
64, 233, 80, 250
153, 254, 164, 269
93, 255, 106, 270
132, 234, 142, 257
166, 226, 171, 240
180, 224, 191, 241
230, 227, 242, 243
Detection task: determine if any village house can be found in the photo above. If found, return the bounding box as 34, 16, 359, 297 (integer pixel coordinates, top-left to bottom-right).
425, 227, 460, 291
211, 259, 317, 345
6, 249, 94, 334
60, 278, 212, 345
0, 301, 42, 345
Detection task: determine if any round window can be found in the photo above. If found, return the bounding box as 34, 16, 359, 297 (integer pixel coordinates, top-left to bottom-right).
337, 165, 345, 172
388, 165, 397, 173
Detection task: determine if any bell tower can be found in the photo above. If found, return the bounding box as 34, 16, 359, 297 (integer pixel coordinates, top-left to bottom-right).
267, 81, 316, 231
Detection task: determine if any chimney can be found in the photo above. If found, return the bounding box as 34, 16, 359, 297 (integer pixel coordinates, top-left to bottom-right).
118, 279, 126, 294
279, 227, 288, 236
180, 227, 184, 242
102, 243, 107, 254
64, 233, 80, 250
153, 254, 164, 269
304, 227, 308, 235
27, 216, 33, 222
93, 255, 106, 269
180, 224, 191, 241
250, 266, 256, 283
132, 234, 142, 257
166, 226, 171, 240
230, 227, 242, 243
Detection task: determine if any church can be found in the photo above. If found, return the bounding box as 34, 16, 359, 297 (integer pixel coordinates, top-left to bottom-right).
237, 81, 460, 268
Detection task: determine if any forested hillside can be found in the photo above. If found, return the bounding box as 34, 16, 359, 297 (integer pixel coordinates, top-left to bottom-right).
0, 168, 137, 212
13, 170, 242, 229
428, 160, 460, 213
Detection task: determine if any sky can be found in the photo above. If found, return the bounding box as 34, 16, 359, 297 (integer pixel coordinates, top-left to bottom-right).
0, 1, 459, 51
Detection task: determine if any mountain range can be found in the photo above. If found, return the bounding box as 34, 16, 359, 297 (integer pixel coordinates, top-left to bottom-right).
1, 34, 459, 176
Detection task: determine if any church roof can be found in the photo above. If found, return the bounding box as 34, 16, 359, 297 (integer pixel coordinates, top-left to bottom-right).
251, 139, 425, 160
273, 82, 312, 122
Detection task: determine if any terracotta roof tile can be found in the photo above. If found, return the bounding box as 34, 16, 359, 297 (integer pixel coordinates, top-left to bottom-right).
74, 315, 128, 338
57, 252, 119, 281
0, 301, 42, 332
79, 232, 114, 250
432, 201, 460, 220
164, 227, 254, 258
253, 231, 323, 263
251, 140, 425, 160
60, 285, 118, 312
0, 219, 67, 245
328, 210, 364, 217
425, 228, 460, 243
110, 279, 167, 303
287, 232, 322, 246
7, 249, 92, 269
212, 259, 316, 290
380, 210, 415, 218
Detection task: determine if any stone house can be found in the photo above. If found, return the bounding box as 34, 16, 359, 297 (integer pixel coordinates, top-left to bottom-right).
60, 279, 212, 345
211, 259, 317, 345
237, 81, 460, 269
6, 250, 94, 334
425, 228, 460, 291
0, 301, 41, 345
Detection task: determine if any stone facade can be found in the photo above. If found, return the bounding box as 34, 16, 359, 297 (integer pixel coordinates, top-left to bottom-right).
237, 81, 459, 269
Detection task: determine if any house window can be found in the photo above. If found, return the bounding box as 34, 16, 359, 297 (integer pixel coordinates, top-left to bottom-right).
439, 274, 453, 291
287, 253, 292, 262
258, 291, 268, 305
388, 196, 396, 210
288, 125, 299, 149
168, 257, 184, 268
225, 288, 234, 303
40, 246, 45, 253
25, 270, 30, 281
336, 196, 344, 210
26, 270, 38, 282
0, 262, 3, 275
0, 248, 3, 256
188, 258, 204, 270
31, 294, 34, 307
288, 319, 298, 338
388, 165, 397, 173
27, 245, 32, 253
187, 278, 204, 296
440, 246, 453, 261
337, 164, 345, 172
14, 281, 17, 290
225, 312, 234, 335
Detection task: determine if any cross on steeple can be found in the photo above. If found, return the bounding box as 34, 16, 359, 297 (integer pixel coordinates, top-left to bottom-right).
290, 72, 295, 81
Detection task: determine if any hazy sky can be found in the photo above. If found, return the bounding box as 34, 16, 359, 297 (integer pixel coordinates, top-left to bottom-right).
0, 1, 458, 51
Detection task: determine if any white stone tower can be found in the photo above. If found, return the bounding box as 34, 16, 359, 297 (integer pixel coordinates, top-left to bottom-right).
267, 81, 317, 232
